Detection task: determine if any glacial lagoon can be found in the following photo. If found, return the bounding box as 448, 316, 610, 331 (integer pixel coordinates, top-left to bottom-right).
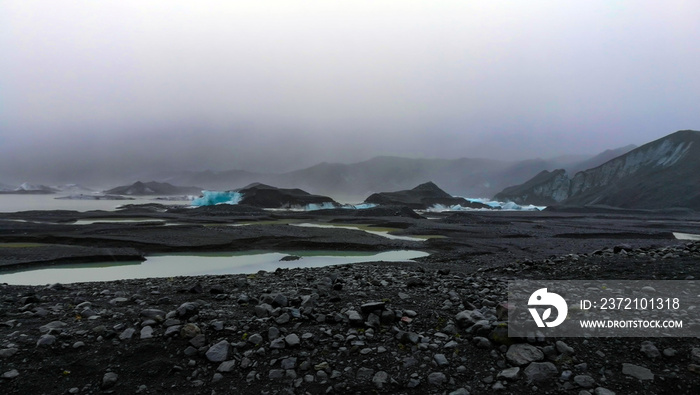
0, 250, 429, 286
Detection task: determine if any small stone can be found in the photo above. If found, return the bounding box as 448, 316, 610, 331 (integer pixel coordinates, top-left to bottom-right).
640, 341, 660, 359
497, 367, 520, 380
102, 372, 118, 389
428, 372, 447, 386
444, 340, 459, 349
556, 340, 575, 354
109, 297, 129, 306
524, 362, 558, 382
372, 371, 389, 389
270, 338, 286, 349
190, 334, 206, 348
39, 321, 67, 334
2, 369, 19, 380
73, 341, 85, 349
663, 348, 677, 357
119, 328, 136, 340
217, 360, 237, 373
164, 325, 182, 337
176, 302, 199, 318
206, 340, 230, 362
140, 309, 166, 322
36, 334, 56, 347
346, 310, 363, 326
180, 323, 201, 339
248, 333, 263, 345
269, 369, 285, 380
140, 326, 154, 339
449, 388, 470, 395
275, 313, 291, 325
506, 343, 544, 366
594, 387, 616, 395
281, 357, 297, 370
473, 336, 492, 349
622, 363, 654, 381
434, 354, 449, 367
574, 374, 596, 388
285, 333, 300, 347
455, 310, 485, 328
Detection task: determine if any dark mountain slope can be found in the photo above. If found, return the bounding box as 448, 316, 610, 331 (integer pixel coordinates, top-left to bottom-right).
494, 130, 700, 210
237, 183, 339, 208
364, 182, 491, 210
105, 181, 202, 196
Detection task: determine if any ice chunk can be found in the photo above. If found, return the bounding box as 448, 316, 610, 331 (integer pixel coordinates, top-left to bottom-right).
345, 203, 377, 210
191, 191, 243, 206
303, 202, 337, 211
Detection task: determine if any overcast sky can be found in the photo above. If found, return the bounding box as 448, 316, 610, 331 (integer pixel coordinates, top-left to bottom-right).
1, 1, 699, 184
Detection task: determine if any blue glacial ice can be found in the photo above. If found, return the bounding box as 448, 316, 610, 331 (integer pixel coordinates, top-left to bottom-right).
427, 198, 545, 212
191, 191, 243, 206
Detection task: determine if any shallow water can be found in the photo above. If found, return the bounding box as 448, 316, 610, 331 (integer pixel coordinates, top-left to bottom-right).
0, 194, 190, 212
292, 223, 428, 241
0, 250, 429, 285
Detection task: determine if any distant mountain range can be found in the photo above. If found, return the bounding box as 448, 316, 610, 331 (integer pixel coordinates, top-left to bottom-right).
494, 130, 700, 210
104, 181, 202, 196
0, 183, 92, 194
162, 147, 635, 202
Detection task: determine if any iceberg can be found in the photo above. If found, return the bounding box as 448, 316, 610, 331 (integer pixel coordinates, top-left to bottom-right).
191, 191, 243, 207
427, 198, 546, 212
300, 202, 337, 211
345, 203, 377, 210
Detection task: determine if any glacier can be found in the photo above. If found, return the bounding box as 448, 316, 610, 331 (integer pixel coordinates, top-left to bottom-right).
191, 191, 243, 206
427, 198, 545, 212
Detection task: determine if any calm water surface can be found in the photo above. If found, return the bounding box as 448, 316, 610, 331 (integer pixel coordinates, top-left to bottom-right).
0, 194, 190, 212
0, 250, 429, 285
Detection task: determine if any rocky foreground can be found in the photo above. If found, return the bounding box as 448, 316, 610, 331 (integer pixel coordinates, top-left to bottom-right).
2, 242, 700, 394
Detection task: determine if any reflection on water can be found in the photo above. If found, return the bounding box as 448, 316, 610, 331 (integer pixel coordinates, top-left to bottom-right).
674, 232, 700, 241
0, 250, 429, 286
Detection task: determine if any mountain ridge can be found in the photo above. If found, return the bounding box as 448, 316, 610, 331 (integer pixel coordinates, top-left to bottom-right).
494, 130, 700, 210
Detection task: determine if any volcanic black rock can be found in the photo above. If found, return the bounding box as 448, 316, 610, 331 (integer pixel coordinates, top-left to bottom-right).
236, 183, 339, 209
364, 182, 490, 210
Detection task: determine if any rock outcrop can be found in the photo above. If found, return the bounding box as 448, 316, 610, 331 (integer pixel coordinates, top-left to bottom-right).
494, 130, 700, 210
364, 182, 491, 210
237, 183, 339, 209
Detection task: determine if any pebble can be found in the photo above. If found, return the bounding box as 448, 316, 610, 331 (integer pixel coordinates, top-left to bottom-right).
524, 362, 558, 382
506, 343, 544, 366
621, 363, 654, 381
640, 341, 660, 359
497, 367, 520, 380
428, 372, 447, 386
102, 372, 118, 389
140, 326, 154, 339
36, 334, 56, 347
574, 374, 596, 388
2, 369, 19, 380
205, 340, 230, 362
